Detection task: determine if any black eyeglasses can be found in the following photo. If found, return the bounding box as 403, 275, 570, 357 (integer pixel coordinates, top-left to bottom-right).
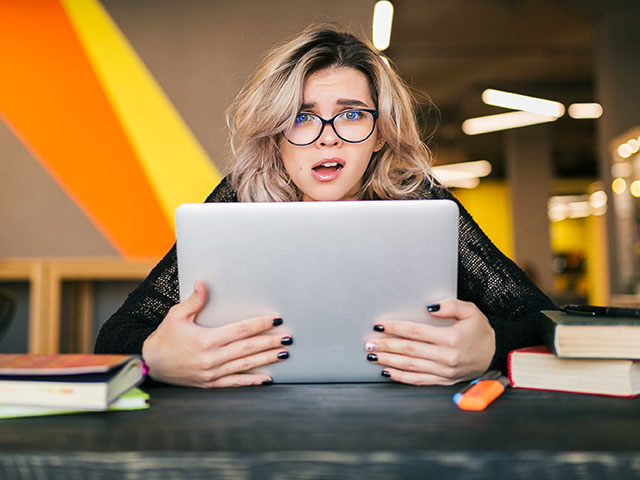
284, 109, 378, 146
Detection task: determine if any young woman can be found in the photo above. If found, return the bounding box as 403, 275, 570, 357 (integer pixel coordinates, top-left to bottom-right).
95, 26, 556, 387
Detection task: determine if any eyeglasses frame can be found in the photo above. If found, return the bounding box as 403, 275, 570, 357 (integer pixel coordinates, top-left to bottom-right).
284, 108, 378, 147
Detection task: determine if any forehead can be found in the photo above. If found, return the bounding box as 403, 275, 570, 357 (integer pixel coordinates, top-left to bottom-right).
303, 67, 374, 105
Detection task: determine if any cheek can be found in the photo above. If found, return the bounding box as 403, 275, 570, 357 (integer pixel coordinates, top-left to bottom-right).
281, 143, 308, 174
279, 142, 294, 171
356, 145, 377, 167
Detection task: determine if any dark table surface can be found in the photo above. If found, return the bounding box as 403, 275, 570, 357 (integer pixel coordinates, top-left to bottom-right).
1, 383, 640, 479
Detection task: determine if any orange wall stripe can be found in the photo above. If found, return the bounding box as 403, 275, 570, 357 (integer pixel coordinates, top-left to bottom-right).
62, 0, 221, 228
0, 0, 173, 259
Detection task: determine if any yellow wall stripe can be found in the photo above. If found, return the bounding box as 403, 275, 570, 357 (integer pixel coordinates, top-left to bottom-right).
0, 0, 174, 259
60, 0, 221, 228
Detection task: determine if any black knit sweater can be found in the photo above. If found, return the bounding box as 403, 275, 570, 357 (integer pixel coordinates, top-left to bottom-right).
95, 176, 556, 372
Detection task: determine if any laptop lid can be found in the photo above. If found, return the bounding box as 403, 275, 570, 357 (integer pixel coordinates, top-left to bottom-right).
176, 199, 458, 383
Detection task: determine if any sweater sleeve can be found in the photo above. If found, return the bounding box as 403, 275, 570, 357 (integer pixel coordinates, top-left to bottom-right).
94, 176, 238, 354
421, 182, 557, 372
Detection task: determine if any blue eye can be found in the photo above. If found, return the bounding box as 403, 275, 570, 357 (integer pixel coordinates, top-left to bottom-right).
294, 113, 313, 126
343, 110, 364, 121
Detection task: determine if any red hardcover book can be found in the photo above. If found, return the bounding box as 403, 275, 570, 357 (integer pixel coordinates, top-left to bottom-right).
508, 346, 640, 397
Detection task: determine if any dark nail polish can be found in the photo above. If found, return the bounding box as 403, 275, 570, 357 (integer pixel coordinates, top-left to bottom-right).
262, 379, 273, 386
381, 370, 391, 378
367, 353, 378, 362
272, 317, 283, 326
427, 304, 440, 313
277, 351, 289, 360
373, 324, 385, 332
281, 336, 293, 346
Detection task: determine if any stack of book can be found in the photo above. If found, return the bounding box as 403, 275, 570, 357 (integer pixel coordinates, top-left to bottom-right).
508, 309, 640, 397
0, 353, 148, 419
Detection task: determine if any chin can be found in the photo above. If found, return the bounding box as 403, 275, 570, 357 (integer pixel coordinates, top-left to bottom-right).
302, 186, 353, 202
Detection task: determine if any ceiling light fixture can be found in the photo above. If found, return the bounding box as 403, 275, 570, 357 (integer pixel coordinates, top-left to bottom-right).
372, 1, 394, 51
482, 89, 565, 117
617, 143, 633, 159
462, 111, 557, 135
548, 194, 606, 221
431, 160, 492, 188
612, 178, 627, 195
589, 191, 608, 212
568, 103, 603, 119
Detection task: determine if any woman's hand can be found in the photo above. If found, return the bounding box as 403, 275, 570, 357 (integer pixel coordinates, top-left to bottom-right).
364, 299, 495, 385
142, 281, 290, 388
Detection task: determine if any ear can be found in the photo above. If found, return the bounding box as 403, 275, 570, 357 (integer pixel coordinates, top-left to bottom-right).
373, 138, 385, 152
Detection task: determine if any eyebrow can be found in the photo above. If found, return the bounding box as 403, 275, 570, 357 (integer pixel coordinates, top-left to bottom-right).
300, 98, 371, 110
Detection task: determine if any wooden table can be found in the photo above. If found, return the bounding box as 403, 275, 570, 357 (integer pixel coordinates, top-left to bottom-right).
0, 383, 639, 479
0, 258, 154, 354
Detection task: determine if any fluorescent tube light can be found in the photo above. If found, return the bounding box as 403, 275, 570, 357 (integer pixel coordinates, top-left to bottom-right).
432, 160, 492, 179
441, 177, 481, 189
482, 89, 565, 117
373, 1, 394, 51
462, 111, 557, 135
432, 160, 492, 188
568, 103, 603, 119
548, 194, 602, 221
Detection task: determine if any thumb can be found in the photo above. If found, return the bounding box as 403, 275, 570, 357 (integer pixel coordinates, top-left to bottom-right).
428, 298, 477, 321
181, 280, 207, 319
426, 298, 461, 324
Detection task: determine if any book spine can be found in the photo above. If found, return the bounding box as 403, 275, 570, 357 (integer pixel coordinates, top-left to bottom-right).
535, 311, 559, 356
507, 350, 516, 387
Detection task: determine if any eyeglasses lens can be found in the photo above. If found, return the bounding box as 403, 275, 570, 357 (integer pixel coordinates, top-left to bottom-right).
287, 110, 375, 145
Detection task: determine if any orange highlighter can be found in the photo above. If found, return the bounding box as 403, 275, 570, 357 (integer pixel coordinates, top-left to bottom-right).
453, 370, 510, 411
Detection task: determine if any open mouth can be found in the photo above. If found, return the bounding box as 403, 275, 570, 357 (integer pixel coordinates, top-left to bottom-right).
312, 161, 344, 174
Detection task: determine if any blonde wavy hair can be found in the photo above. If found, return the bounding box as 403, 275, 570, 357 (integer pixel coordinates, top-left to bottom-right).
227, 25, 434, 202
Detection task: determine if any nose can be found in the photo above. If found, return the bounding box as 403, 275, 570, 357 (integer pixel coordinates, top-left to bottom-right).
317, 121, 341, 147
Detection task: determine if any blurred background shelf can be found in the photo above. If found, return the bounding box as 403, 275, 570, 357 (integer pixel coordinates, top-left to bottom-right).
0, 258, 154, 354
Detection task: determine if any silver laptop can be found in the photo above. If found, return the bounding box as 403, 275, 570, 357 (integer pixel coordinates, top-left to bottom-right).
175, 199, 458, 383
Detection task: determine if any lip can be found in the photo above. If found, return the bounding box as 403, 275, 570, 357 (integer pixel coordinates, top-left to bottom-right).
310, 157, 345, 182
311, 157, 345, 169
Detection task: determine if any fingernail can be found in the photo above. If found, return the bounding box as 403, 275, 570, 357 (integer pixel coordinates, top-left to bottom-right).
281, 336, 293, 346
365, 341, 377, 352
262, 379, 273, 385
373, 324, 384, 332
277, 351, 289, 360
272, 318, 283, 326
367, 353, 378, 362
381, 370, 391, 378
427, 304, 440, 312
